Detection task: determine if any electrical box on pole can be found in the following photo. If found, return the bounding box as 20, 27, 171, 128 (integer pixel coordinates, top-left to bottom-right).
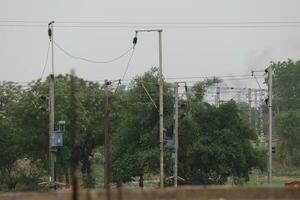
50, 131, 64, 147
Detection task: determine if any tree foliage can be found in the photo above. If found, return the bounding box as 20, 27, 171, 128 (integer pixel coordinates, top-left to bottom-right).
0, 68, 264, 190
271, 60, 300, 167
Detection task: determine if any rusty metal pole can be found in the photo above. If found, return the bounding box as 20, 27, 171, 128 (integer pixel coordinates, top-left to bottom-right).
104, 80, 110, 190
173, 82, 179, 187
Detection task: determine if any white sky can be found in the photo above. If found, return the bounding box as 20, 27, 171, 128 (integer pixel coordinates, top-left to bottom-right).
0, 0, 300, 89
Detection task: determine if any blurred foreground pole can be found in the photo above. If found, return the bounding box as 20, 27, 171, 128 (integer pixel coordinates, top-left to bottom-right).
173, 83, 179, 187
248, 88, 252, 125
104, 80, 110, 189
69, 69, 78, 200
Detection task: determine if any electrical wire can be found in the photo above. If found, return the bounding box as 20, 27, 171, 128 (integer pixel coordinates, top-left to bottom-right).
0, 20, 48, 23
253, 75, 263, 89
53, 40, 133, 64
53, 21, 300, 24
139, 81, 158, 110
40, 41, 51, 80
2, 23, 300, 29
92, 74, 265, 83
121, 47, 135, 80
4, 20, 300, 24
52, 24, 300, 29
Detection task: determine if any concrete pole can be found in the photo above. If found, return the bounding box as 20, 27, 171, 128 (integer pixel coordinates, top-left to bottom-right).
48, 21, 56, 187
158, 30, 164, 189
173, 83, 179, 187
268, 66, 273, 186
134, 29, 164, 188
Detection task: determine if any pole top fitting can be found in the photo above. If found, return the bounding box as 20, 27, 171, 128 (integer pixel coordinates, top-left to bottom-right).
104, 80, 111, 86
48, 21, 55, 26
135, 29, 163, 33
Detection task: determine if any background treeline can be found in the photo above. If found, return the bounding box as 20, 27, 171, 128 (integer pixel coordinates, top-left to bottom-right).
4, 59, 299, 191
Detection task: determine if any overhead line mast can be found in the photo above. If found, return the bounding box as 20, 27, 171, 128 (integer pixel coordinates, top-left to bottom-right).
48, 20, 56, 188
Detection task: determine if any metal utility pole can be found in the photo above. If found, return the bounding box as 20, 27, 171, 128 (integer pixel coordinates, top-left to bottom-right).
135, 29, 164, 188
248, 88, 252, 125
173, 82, 179, 187
267, 66, 273, 186
48, 21, 56, 187
104, 80, 111, 189
216, 87, 220, 107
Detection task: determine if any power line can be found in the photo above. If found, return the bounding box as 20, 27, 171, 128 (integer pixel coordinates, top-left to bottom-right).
53, 24, 300, 29
0, 20, 48, 23
8, 76, 264, 86
53, 40, 134, 64
40, 41, 51, 80
121, 47, 135, 80
3, 22, 300, 29
120, 33, 138, 80
5, 20, 300, 25
54, 21, 300, 25
0, 24, 46, 28
164, 74, 263, 80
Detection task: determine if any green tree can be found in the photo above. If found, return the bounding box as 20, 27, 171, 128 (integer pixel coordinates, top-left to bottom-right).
0, 82, 24, 190
275, 110, 300, 167
272, 59, 300, 111
110, 68, 174, 187
7, 75, 103, 188
179, 88, 264, 184
269, 59, 300, 168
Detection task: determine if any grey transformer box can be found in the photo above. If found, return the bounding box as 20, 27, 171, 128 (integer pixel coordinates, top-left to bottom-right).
50, 131, 63, 147
50, 121, 65, 148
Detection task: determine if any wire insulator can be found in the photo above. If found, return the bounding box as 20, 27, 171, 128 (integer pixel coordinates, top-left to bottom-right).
133, 36, 137, 45
48, 28, 52, 38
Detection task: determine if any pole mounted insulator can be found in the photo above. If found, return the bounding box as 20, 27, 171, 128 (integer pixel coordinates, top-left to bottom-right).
48, 28, 52, 38
48, 21, 55, 40
265, 98, 269, 105
133, 36, 138, 45
105, 80, 112, 86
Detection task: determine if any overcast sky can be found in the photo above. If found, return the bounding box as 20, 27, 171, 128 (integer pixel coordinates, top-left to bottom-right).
1, 0, 300, 89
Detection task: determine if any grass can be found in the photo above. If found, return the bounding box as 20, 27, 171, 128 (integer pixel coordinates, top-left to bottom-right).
247, 169, 300, 186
